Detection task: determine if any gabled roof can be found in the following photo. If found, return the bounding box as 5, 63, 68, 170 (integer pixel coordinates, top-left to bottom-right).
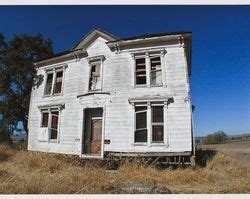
35, 29, 192, 69
71, 28, 119, 50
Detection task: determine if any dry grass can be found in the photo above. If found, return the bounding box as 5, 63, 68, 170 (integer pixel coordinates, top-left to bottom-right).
0, 143, 249, 194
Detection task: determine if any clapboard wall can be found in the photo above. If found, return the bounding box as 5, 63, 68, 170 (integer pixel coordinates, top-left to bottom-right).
28, 36, 192, 156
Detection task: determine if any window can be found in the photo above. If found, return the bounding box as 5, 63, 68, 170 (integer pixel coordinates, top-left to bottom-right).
45, 73, 53, 95
54, 71, 63, 94
135, 58, 146, 85
134, 106, 147, 143
44, 69, 64, 96
40, 110, 60, 141
151, 106, 164, 142
150, 57, 162, 85
133, 103, 165, 145
50, 111, 59, 140
133, 52, 164, 87
89, 62, 101, 91
41, 112, 49, 127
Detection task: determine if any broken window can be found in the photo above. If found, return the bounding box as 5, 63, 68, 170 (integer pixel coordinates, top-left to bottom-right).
135, 58, 146, 85
44, 70, 64, 96
41, 112, 49, 127
50, 111, 59, 140
89, 62, 101, 91
45, 73, 53, 95
40, 110, 60, 141
151, 106, 164, 142
54, 71, 63, 94
150, 57, 162, 85
135, 106, 147, 143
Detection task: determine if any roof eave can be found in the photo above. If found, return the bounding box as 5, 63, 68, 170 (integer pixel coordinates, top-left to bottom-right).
34, 49, 87, 68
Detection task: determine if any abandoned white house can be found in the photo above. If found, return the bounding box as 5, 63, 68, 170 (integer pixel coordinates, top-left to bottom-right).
27, 28, 195, 163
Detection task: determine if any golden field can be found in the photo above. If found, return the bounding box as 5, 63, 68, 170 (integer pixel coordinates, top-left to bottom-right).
0, 142, 249, 194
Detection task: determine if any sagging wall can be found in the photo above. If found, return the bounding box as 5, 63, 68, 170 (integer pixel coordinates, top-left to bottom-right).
28, 36, 192, 155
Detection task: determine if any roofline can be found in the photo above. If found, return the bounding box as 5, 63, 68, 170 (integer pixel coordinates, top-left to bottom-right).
34, 48, 87, 67
107, 31, 192, 44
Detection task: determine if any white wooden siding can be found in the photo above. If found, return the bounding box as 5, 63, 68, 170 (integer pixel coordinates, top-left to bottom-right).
28, 36, 192, 156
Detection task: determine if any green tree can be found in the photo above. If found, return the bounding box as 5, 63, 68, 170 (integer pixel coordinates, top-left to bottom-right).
0, 33, 54, 142
204, 130, 228, 144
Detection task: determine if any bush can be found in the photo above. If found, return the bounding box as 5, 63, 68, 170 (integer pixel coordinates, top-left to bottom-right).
204, 131, 228, 144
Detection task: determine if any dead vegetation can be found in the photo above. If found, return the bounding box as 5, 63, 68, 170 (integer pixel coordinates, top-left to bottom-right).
0, 143, 249, 194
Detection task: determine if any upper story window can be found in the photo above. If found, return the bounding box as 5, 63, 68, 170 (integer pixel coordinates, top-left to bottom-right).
150, 57, 162, 86
132, 49, 166, 87
44, 66, 66, 97
135, 58, 146, 85
45, 73, 53, 95
54, 71, 63, 94
89, 62, 101, 91
87, 55, 105, 92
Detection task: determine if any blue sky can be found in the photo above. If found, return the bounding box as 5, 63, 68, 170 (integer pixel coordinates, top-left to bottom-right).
0, 5, 249, 136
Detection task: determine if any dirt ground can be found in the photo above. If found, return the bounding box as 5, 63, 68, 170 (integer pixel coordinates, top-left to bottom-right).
197, 140, 250, 167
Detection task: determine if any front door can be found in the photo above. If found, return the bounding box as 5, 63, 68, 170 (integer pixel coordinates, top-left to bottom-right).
83, 108, 103, 156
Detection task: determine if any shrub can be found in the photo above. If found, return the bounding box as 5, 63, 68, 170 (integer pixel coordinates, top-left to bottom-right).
204, 131, 228, 144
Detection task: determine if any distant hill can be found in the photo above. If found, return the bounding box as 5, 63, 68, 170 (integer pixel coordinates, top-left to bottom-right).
195, 133, 250, 144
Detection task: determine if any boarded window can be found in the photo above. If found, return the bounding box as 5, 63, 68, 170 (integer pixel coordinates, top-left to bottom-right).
45, 73, 53, 95
41, 112, 49, 127
150, 57, 162, 85
135, 58, 146, 85
50, 111, 59, 140
54, 71, 63, 94
89, 63, 101, 91
135, 106, 147, 142
151, 106, 164, 142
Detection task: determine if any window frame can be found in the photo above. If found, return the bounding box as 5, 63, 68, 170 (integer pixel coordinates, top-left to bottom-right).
132, 101, 167, 146
40, 108, 61, 143
88, 61, 102, 91
151, 105, 164, 143
87, 55, 105, 92
131, 50, 166, 88
134, 105, 148, 144
135, 57, 147, 86
43, 66, 66, 97
149, 56, 163, 86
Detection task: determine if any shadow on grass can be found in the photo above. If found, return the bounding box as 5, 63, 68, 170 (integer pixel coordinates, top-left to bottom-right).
195, 148, 217, 167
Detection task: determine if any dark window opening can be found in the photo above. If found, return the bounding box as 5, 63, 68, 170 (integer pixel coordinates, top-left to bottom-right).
45, 73, 53, 95
41, 112, 49, 127
135, 106, 147, 143
135, 58, 146, 85
89, 63, 101, 91
50, 111, 59, 140
54, 71, 63, 94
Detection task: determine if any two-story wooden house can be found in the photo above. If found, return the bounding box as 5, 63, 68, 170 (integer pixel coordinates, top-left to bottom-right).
28, 28, 195, 164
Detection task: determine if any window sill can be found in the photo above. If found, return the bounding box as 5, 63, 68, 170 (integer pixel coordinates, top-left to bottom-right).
134, 84, 165, 88
150, 142, 165, 146
43, 93, 63, 98
48, 140, 58, 143
133, 143, 148, 146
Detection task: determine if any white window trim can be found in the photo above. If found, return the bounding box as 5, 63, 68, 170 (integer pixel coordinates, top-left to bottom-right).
131, 101, 168, 147
43, 65, 67, 97
87, 56, 105, 92
40, 107, 62, 143
131, 50, 166, 88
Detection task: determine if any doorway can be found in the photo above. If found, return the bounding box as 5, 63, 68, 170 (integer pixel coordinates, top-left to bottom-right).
83, 108, 103, 156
